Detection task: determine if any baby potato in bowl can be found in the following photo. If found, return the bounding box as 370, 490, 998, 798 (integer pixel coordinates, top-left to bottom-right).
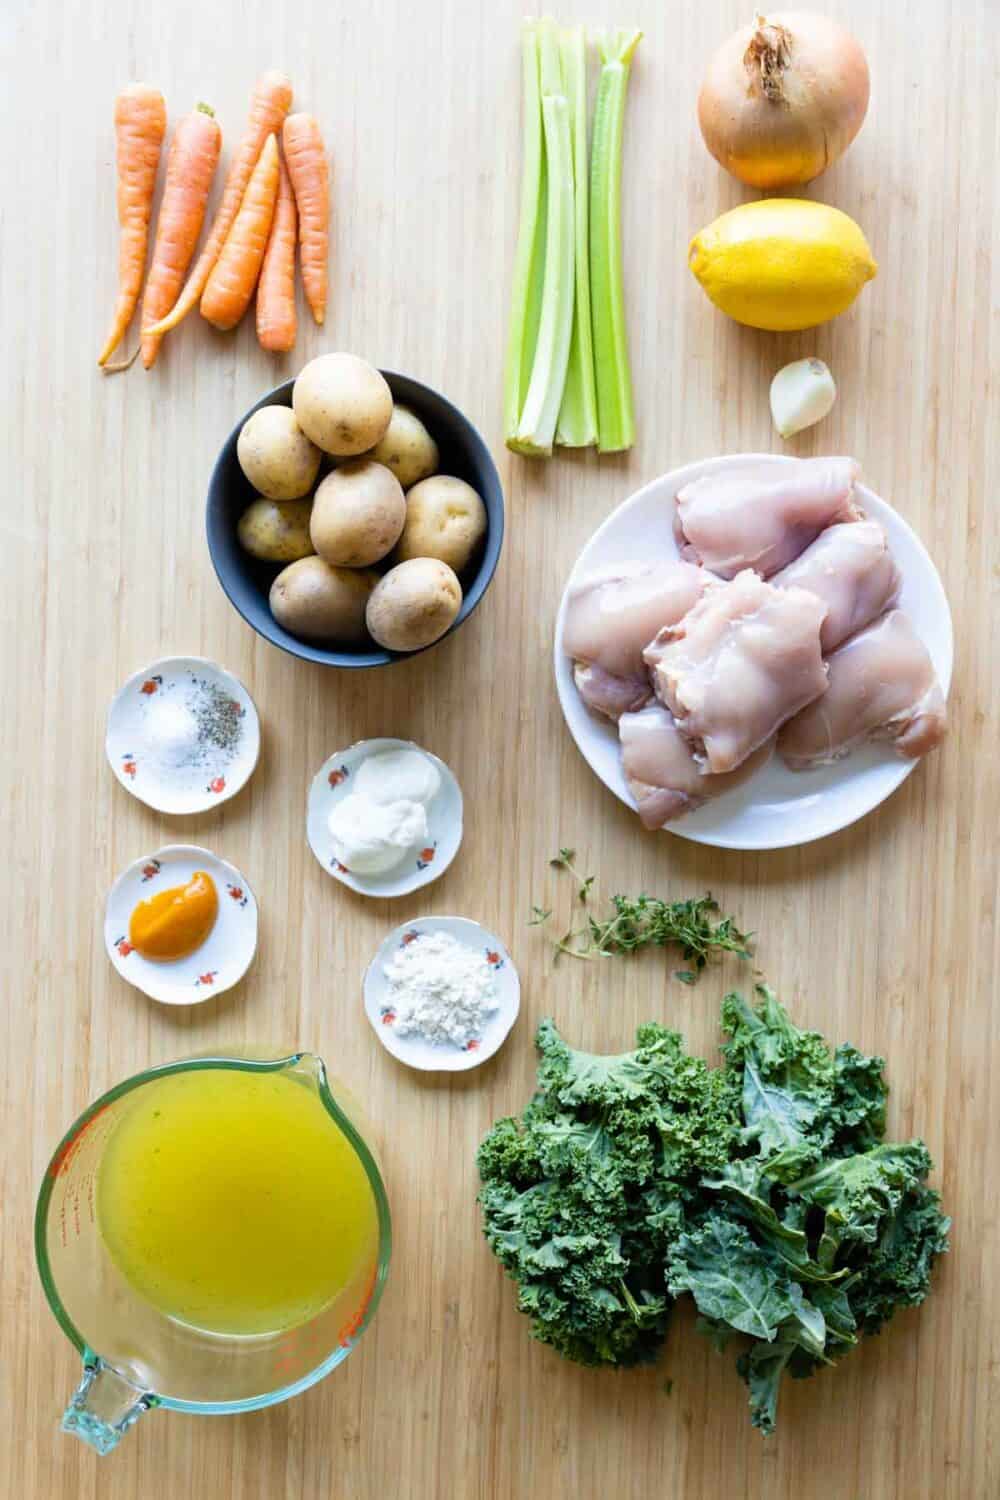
207, 369, 503, 667
270, 557, 377, 644
366, 557, 463, 653
310, 459, 406, 568
236, 406, 321, 500
237, 497, 315, 562
395, 475, 487, 575
293, 354, 393, 457
371, 405, 440, 491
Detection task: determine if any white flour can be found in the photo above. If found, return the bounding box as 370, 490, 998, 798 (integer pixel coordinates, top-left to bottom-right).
383, 932, 500, 1048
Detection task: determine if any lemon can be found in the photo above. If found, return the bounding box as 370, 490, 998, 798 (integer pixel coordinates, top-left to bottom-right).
689, 199, 877, 332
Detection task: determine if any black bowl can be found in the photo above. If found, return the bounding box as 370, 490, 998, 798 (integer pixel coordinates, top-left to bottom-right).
206, 372, 504, 668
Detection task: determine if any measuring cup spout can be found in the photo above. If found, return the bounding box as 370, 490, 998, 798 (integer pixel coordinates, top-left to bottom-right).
61, 1357, 155, 1454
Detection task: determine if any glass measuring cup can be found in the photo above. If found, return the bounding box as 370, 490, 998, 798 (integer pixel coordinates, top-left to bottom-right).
34, 1051, 391, 1454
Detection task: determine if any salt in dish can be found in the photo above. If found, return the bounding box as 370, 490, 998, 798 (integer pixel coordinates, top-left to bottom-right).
104, 844, 258, 1006
363, 916, 520, 1073
106, 656, 260, 815
306, 739, 462, 898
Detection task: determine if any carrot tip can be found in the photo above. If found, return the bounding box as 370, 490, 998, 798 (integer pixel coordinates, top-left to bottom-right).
101, 345, 141, 374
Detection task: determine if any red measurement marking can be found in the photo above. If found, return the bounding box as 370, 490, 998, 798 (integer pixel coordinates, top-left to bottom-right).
337, 1264, 378, 1349
48, 1101, 113, 1179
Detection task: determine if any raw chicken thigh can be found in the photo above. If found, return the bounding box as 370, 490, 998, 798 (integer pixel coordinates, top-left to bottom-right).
645, 570, 828, 773
674, 457, 861, 579
563, 560, 712, 720
778, 610, 947, 769
771, 519, 901, 652
619, 702, 773, 828
573, 662, 651, 720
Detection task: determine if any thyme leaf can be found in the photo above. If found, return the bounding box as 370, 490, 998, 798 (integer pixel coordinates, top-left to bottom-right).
530, 851, 752, 978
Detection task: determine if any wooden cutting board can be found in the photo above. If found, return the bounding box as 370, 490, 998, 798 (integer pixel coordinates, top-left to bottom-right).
1, 0, 996, 1496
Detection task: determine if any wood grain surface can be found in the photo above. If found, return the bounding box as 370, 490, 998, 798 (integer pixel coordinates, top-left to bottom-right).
1, 0, 997, 1496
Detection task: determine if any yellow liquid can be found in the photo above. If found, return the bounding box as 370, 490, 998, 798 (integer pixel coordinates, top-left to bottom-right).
97, 1068, 379, 1336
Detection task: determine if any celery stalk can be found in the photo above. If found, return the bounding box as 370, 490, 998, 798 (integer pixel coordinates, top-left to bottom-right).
555, 26, 597, 449
503, 22, 547, 446
511, 20, 576, 458
590, 28, 642, 453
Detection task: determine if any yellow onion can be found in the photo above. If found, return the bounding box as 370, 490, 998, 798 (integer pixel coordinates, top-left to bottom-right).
697, 11, 870, 189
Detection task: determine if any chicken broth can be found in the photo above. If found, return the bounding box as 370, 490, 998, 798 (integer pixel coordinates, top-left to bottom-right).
97, 1067, 379, 1336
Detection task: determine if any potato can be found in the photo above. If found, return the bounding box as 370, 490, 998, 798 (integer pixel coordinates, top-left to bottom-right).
395, 475, 487, 574
236, 406, 321, 500
269, 557, 377, 644
237, 498, 315, 562
366, 558, 463, 653
292, 354, 393, 457
310, 459, 405, 568
371, 405, 439, 490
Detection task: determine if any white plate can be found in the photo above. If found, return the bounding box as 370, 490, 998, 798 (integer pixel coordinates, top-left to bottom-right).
306, 739, 463, 898
106, 656, 260, 815
363, 916, 520, 1072
554, 455, 953, 850
104, 844, 258, 1005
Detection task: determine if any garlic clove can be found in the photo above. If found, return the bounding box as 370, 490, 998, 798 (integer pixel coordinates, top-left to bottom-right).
770, 357, 837, 439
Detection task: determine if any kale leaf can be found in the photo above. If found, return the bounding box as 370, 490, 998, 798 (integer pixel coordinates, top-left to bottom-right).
477, 989, 949, 1434
477, 1019, 738, 1367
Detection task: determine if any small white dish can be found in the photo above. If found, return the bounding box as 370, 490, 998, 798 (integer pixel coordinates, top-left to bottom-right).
363, 916, 520, 1073
554, 454, 954, 851
106, 656, 260, 815
306, 739, 463, 898
104, 844, 258, 1006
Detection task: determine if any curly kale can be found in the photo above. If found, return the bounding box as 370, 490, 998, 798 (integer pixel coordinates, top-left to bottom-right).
477, 989, 949, 1434
477, 1019, 738, 1366
682, 986, 951, 1433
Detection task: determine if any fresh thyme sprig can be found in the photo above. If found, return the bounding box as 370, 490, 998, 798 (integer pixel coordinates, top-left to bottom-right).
530, 849, 752, 982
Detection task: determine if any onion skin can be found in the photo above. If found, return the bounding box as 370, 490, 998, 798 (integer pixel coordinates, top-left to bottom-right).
698, 11, 870, 189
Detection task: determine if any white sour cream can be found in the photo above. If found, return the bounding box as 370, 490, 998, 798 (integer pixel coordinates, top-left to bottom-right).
328, 795, 429, 875
354, 748, 441, 807
327, 747, 441, 875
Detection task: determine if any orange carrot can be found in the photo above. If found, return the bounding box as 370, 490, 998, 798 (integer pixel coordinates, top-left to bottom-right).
200, 134, 280, 331
98, 84, 166, 367
282, 113, 329, 325
140, 104, 222, 369
143, 70, 292, 338
256, 153, 298, 352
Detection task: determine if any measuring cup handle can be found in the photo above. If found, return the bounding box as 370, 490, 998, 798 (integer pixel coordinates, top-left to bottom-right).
61, 1357, 154, 1454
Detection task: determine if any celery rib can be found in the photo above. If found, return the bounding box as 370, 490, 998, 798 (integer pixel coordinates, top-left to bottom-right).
590, 29, 642, 454
512, 22, 576, 457
555, 25, 597, 449
503, 22, 547, 447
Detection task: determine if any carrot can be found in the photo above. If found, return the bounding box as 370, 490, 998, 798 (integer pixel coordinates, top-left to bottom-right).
98, 84, 167, 367
143, 70, 292, 338
200, 133, 280, 331
256, 153, 298, 352
282, 113, 329, 325
140, 104, 222, 369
